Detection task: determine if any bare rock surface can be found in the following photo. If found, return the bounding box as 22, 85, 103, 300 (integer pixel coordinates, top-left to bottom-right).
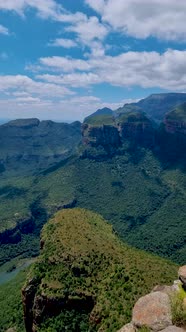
178, 266, 186, 288
161, 326, 185, 332
117, 323, 136, 332
132, 291, 172, 331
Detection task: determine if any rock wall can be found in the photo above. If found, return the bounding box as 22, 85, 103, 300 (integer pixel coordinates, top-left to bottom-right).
164, 118, 186, 135
82, 113, 156, 157
118, 266, 186, 332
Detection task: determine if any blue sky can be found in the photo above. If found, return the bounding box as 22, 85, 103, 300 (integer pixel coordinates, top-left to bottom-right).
0, 0, 186, 122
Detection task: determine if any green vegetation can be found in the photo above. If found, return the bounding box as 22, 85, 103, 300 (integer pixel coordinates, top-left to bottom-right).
27, 208, 177, 332
84, 114, 115, 126
166, 102, 186, 122
171, 285, 186, 327
117, 111, 151, 124
0, 136, 186, 266
116, 93, 186, 122
0, 270, 26, 332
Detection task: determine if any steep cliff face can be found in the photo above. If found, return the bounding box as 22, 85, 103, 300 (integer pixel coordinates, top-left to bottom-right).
22, 208, 177, 332
117, 112, 155, 147
164, 103, 186, 135
82, 112, 155, 158
0, 118, 81, 174
0, 214, 34, 244
82, 123, 121, 149
116, 93, 186, 122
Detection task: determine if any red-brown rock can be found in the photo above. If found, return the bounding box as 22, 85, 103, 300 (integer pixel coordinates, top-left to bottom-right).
132, 291, 172, 331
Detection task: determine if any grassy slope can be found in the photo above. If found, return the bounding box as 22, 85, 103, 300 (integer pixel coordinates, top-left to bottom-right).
116, 93, 186, 122
0, 270, 26, 332
84, 114, 115, 126
166, 103, 186, 121
32, 148, 186, 264
29, 208, 177, 332
0, 143, 185, 265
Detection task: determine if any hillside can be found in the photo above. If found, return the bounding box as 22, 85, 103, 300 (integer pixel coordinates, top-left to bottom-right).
22, 208, 177, 332
164, 103, 186, 135
116, 93, 186, 122
0, 106, 185, 267
0, 118, 81, 175
84, 107, 114, 125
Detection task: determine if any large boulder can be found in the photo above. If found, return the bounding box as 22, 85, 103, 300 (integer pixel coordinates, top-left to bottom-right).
117, 323, 136, 332
132, 291, 172, 331
161, 327, 185, 332
178, 266, 186, 289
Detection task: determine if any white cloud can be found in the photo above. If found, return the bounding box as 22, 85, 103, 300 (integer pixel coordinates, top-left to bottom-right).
34, 49, 186, 91
0, 0, 108, 52
48, 38, 78, 48
0, 0, 62, 19
39, 56, 91, 72
86, 0, 186, 41
36, 72, 101, 88
0, 24, 9, 35
0, 95, 128, 122
15, 96, 41, 103
65, 15, 108, 45
0, 75, 74, 98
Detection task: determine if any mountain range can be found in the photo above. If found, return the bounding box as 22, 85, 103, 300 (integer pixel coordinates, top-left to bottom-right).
0, 92, 186, 331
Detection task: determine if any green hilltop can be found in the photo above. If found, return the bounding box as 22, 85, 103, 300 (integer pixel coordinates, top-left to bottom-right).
166, 102, 186, 122
23, 208, 177, 332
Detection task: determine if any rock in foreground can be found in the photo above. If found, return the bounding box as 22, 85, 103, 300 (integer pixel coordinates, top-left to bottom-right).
132, 291, 172, 331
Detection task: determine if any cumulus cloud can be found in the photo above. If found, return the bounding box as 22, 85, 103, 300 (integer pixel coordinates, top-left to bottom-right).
39, 56, 91, 72
34, 49, 186, 91
0, 24, 9, 35
36, 72, 101, 88
0, 0, 62, 19
48, 38, 78, 48
0, 75, 74, 98
86, 0, 186, 40
0, 95, 129, 122
65, 15, 108, 45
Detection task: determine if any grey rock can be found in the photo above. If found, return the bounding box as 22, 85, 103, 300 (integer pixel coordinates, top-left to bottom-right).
161, 326, 185, 332
178, 266, 186, 288
117, 323, 136, 332
153, 285, 174, 295
172, 280, 182, 292
132, 291, 172, 331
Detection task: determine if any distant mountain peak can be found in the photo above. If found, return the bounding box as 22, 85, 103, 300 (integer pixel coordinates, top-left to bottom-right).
84, 107, 113, 124
116, 92, 186, 122
3, 118, 40, 128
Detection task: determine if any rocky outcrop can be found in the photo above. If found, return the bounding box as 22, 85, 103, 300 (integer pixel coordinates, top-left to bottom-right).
178, 266, 186, 289
82, 123, 121, 150
82, 112, 155, 158
22, 277, 40, 332
164, 119, 186, 135
161, 327, 185, 332
118, 266, 186, 332
118, 112, 155, 147
22, 270, 95, 331
132, 291, 172, 331
0, 118, 81, 174
0, 214, 35, 244
118, 323, 136, 332
164, 103, 186, 135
